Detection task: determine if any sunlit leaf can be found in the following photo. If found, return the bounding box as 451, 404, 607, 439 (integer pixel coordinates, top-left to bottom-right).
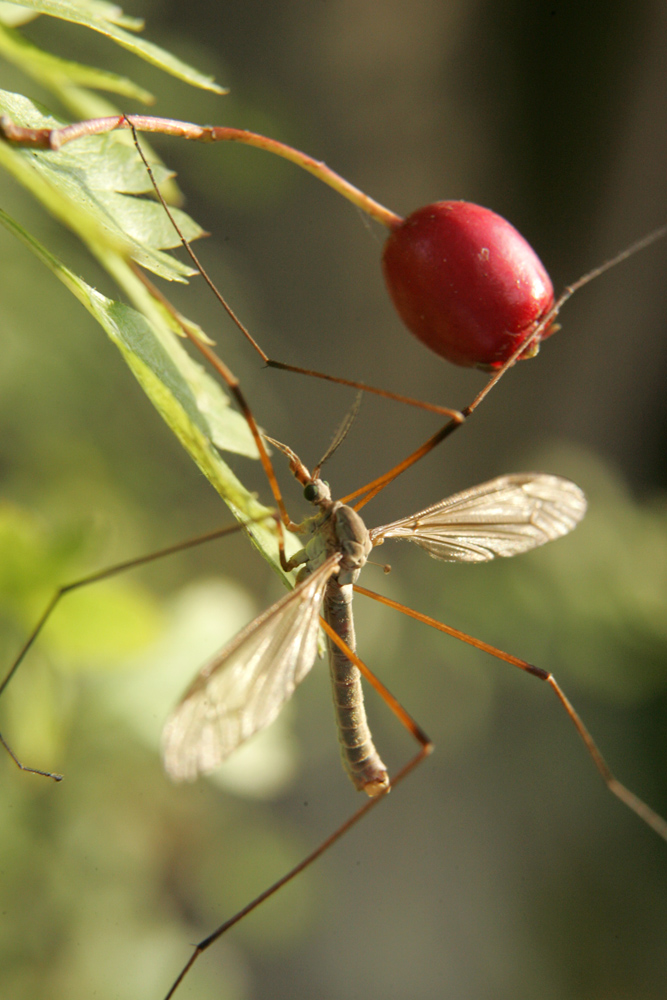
0, 23, 155, 103
0, 0, 226, 93
0, 90, 201, 280
0, 207, 298, 582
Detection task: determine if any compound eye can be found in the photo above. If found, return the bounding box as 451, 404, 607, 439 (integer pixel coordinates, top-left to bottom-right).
303, 483, 317, 502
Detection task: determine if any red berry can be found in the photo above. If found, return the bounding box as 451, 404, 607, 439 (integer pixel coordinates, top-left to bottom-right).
382, 201, 556, 369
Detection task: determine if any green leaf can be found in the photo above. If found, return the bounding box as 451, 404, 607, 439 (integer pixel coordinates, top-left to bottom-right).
0, 90, 200, 279
0, 1, 38, 26
0, 23, 155, 104
0, 207, 299, 583
0, 87, 301, 582
0, 0, 226, 93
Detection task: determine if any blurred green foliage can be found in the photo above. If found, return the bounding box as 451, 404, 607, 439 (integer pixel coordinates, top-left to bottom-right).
1, 3, 667, 1000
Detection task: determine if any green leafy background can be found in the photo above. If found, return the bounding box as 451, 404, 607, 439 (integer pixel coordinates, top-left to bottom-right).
1, 3, 667, 1000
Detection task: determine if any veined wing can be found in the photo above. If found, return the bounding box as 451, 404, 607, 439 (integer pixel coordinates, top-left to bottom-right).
162, 554, 340, 782
369, 474, 586, 563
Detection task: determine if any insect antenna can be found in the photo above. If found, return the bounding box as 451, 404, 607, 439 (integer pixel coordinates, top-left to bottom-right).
313, 392, 363, 477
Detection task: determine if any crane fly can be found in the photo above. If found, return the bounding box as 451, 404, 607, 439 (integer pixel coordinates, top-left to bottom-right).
156, 422, 667, 999
2, 110, 667, 1000
161, 447, 587, 796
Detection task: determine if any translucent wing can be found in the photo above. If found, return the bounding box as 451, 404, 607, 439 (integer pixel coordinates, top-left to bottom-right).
369, 474, 586, 563
162, 555, 340, 782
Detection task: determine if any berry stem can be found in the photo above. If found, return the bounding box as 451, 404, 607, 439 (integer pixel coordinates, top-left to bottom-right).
0, 114, 404, 229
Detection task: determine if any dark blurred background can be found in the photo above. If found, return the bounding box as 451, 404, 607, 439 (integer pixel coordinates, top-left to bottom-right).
2, 2, 667, 999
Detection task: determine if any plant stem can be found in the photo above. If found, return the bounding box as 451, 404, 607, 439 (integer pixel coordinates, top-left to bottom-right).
0, 114, 404, 229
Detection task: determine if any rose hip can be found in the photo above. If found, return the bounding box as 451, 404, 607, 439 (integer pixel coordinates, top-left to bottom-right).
382, 201, 556, 369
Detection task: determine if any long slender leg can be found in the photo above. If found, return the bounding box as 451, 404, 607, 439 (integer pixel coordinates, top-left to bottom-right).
122, 122, 667, 512
1, 519, 272, 776
354, 584, 667, 842
6, 113, 667, 503
0, 732, 62, 781
124, 123, 465, 414
162, 751, 425, 1000
161, 624, 432, 1000
123, 124, 548, 482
